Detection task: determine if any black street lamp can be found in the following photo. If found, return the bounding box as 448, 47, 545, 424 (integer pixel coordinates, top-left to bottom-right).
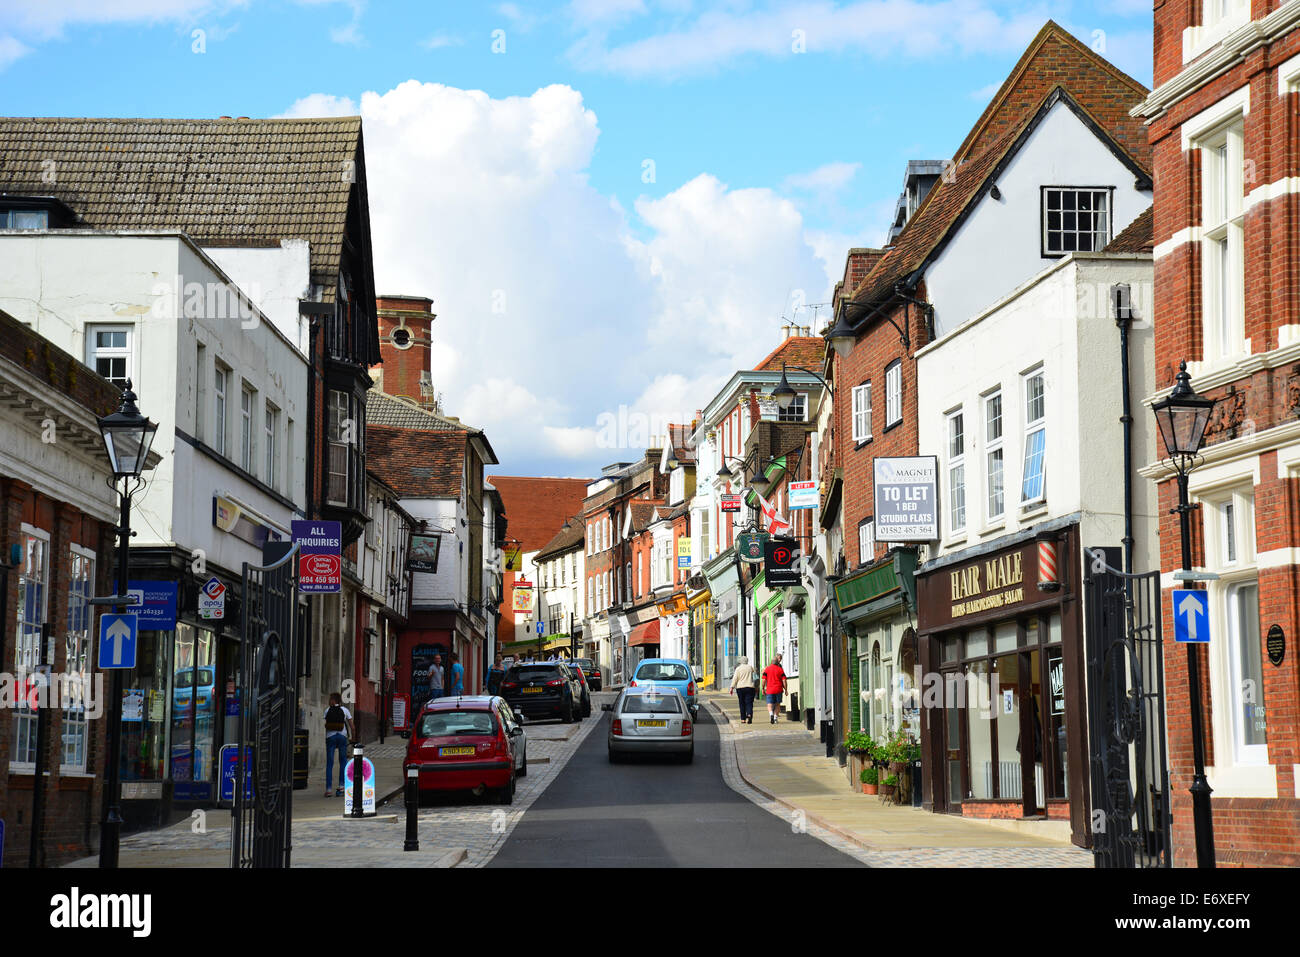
1151, 360, 1217, 869
771, 362, 833, 409
97, 380, 158, 868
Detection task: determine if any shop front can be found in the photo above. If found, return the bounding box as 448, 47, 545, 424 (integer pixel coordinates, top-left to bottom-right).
703, 551, 739, 681
915, 523, 1090, 847
688, 588, 714, 687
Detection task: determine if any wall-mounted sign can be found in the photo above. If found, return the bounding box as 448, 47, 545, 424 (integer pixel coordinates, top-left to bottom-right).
408, 533, 441, 573
736, 531, 767, 564
788, 481, 817, 510
677, 539, 691, 568
126, 581, 178, 630
292, 520, 342, 594
763, 538, 801, 589
214, 495, 284, 550
916, 540, 1039, 631
721, 494, 742, 513
198, 576, 226, 620
1267, 625, 1285, 666
657, 594, 688, 617
873, 457, 938, 542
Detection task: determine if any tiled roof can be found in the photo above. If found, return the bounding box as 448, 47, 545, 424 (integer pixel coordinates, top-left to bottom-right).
627, 502, 659, 533
1104, 205, 1153, 253
366, 424, 466, 499
664, 423, 696, 464
366, 390, 479, 432
535, 515, 585, 561
0, 115, 365, 301
848, 21, 1151, 312
754, 336, 825, 373
487, 476, 592, 550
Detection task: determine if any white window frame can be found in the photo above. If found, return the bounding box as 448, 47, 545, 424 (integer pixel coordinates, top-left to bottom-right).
851, 383, 872, 442
1020, 368, 1046, 506
947, 409, 966, 535
858, 518, 875, 567
213, 363, 229, 457
264, 402, 280, 492
885, 362, 902, 428
86, 324, 133, 390
984, 389, 1004, 523
1198, 120, 1246, 363
11, 524, 51, 772
240, 383, 256, 473
777, 393, 807, 422
1041, 187, 1112, 257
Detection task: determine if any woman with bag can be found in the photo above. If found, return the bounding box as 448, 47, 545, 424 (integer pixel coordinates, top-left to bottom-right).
729, 656, 757, 724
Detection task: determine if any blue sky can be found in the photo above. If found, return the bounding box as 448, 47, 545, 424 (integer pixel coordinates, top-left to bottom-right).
1, 1, 1154, 477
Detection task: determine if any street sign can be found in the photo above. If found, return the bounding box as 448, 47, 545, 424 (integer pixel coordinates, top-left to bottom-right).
293, 520, 343, 593
1173, 589, 1210, 644
536, 621, 544, 635
126, 581, 178, 630
97, 613, 138, 669
198, 576, 226, 620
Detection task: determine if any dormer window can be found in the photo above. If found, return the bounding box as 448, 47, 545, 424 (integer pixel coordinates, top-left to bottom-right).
2, 209, 48, 229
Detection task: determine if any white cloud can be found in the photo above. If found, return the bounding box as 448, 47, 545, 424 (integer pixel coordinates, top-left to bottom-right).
783, 161, 860, 193
302, 79, 835, 474
0, 34, 32, 70
275, 92, 358, 117
0, 1, 237, 37
422, 33, 464, 49
567, 0, 1050, 78
969, 80, 1001, 101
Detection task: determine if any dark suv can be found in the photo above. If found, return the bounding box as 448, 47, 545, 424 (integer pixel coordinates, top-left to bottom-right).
500, 662, 584, 723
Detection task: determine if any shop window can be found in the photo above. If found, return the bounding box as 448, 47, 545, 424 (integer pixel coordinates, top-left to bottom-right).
63, 547, 95, 772
170, 623, 217, 799
11, 527, 50, 769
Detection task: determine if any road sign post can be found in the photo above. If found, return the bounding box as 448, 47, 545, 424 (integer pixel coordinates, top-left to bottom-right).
1173, 589, 1210, 643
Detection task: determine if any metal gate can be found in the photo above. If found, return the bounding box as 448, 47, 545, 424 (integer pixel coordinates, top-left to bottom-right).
1083, 547, 1172, 868
231, 542, 299, 868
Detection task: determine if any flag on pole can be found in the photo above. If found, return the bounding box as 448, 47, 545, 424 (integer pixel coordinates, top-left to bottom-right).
755, 490, 793, 536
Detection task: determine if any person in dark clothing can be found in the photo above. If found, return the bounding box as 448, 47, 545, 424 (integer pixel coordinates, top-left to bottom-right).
487, 655, 506, 695
323, 692, 354, 797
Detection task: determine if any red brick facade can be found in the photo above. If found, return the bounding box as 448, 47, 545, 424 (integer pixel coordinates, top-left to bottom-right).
1146, 1, 1300, 866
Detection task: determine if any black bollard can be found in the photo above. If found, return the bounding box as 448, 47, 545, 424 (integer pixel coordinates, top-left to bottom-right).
403, 766, 419, 851
350, 743, 364, 818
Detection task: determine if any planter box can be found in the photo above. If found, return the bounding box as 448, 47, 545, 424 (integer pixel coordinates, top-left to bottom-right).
861, 782, 878, 795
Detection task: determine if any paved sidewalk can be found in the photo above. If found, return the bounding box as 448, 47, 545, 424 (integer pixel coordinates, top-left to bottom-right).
703, 691, 1091, 867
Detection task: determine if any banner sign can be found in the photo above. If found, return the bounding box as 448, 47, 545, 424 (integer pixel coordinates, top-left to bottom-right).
788, 480, 817, 510
873, 457, 939, 541
408, 534, 441, 573
763, 537, 801, 589
292, 520, 342, 594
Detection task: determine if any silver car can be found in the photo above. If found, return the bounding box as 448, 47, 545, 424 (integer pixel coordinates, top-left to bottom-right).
605, 685, 694, 763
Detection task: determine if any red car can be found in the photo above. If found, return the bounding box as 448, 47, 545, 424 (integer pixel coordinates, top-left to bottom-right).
404, 696, 528, 805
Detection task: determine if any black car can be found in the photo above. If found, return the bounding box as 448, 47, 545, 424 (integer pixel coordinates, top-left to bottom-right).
569, 657, 602, 692
500, 662, 584, 723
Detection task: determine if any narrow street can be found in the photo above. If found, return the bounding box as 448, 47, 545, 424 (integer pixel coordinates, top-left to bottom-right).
489, 704, 861, 868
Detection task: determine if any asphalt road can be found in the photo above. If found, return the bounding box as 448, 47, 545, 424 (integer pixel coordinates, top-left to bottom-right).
487, 704, 863, 867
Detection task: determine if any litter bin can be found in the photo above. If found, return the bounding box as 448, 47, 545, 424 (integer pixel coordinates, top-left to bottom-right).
911, 758, 923, 807
293, 728, 309, 790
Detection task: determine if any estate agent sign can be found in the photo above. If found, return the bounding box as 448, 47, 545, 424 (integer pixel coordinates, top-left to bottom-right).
873, 457, 938, 541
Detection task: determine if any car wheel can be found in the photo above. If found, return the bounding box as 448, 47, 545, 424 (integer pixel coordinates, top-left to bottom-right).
583, 695, 592, 718
680, 747, 694, 765
518, 745, 528, 777
564, 697, 575, 723
497, 773, 515, 805
608, 748, 622, 764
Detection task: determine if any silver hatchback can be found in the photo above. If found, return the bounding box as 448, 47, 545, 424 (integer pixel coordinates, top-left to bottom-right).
605, 685, 694, 763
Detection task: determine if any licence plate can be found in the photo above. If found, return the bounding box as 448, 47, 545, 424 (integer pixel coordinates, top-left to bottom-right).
636, 720, 667, 728
523, 687, 544, 694
438, 746, 475, 756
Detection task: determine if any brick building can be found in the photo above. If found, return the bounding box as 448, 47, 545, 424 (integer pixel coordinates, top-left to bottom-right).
1134, 0, 1300, 866
0, 309, 155, 866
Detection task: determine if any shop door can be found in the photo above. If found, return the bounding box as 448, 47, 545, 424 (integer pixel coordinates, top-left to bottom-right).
940, 669, 965, 814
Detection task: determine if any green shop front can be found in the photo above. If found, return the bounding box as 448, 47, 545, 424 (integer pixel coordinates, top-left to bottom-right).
750, 568, 813, 721
833, 548, 920, 759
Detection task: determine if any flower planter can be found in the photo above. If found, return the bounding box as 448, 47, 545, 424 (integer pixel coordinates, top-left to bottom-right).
890, 761, 907, 775
861, 782, 878, 795
880, 785, 896, 801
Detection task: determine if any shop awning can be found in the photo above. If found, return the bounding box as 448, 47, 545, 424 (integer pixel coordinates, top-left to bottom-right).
629, 619, 660, 647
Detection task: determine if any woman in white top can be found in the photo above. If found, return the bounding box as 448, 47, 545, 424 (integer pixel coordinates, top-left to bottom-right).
728, 657, 758, 724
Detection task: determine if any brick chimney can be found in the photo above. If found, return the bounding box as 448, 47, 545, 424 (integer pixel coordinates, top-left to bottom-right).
373, 295, 437, 411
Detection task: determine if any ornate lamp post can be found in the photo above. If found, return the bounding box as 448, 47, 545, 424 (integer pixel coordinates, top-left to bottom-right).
96, 380, 158, 868
1151, 360, 1217, 869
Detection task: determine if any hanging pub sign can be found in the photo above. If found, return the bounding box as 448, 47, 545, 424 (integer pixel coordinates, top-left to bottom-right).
512, 581, 535, 615
736, 530, 767, 564
763, 537, 801, 588
873, 456, 939, 542
408, 533, 441, 573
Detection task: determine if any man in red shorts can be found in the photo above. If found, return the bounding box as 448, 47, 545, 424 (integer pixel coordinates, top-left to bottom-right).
761, 654, 787, 724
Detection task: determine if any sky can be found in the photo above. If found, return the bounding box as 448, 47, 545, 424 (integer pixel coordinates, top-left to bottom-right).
0, 0, 1154, 479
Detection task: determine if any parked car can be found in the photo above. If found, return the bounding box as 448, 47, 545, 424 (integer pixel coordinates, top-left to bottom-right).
568, 657, 602, 692
566, 661, 593, 717
500, 661, 584, 723
605, 686, 694, 763
628, 658, 697, 717
404, 696, 526, 805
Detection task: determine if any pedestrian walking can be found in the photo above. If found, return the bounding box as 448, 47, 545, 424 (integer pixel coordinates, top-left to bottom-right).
428, 653, 445, 701
761, 654, 787, 724
487, 655, 506, 695
729, 656, 758, 723
449, 652, 464, 696
323, 692, 353, 797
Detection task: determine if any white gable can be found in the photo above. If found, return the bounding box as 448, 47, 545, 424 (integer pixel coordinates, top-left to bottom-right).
925, 97, 1151, 338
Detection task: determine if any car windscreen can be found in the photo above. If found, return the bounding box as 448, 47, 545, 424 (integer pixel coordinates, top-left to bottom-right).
621, 693, 682, 714
505, 666, 561, 682
635, 662, 689, 682
418, 710, 497, 737
571, 659, 593, 670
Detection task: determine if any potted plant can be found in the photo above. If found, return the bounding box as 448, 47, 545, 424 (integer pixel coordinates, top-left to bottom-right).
860, 766, 878, 795
884, 731, 911, 774
881, 772, 898, 801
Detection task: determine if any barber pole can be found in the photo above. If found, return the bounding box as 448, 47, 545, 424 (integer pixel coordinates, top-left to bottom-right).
1037, 538, 1060, 591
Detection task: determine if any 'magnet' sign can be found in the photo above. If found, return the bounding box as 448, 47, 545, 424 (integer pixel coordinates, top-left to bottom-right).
873, 457, 938, 542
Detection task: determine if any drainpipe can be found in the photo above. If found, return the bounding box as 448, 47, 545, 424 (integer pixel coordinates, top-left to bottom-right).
1113, 284, 1135, 578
